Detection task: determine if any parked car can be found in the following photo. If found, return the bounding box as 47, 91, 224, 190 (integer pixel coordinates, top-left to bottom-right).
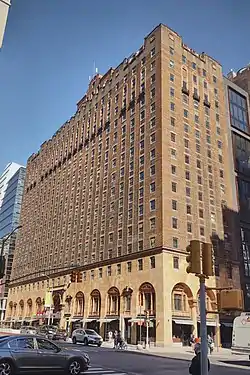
20, 326, 37, 335
0, 334, 89, 374
37, 325, 62, 340
72, 329, 103, 346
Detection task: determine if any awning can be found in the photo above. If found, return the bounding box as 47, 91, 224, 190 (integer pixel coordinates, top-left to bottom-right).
99, 318, 118, 323
173, 319, 194, 326
83, 319, 97, 323
198, 320, 220, 327
128, 318, 144, 323
71, 318, 82, 322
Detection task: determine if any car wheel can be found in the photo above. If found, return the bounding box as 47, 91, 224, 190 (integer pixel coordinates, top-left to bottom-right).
0, 360, 13, 375
97, 343, 102, 347
72, 336, 77, 344
84, 338, 88, 346
68, 359, 82, 375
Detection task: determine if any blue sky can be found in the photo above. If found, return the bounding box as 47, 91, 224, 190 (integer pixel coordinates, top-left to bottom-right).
0, 0, 249, 172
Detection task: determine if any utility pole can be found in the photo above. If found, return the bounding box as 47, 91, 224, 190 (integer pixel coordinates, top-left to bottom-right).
200, 276, 208, 375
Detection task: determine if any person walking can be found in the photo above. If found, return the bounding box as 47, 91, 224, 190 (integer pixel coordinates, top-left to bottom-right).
189, 343, 210, 375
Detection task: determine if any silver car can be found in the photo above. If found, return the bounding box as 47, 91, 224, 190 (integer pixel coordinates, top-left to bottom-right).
20, 326, 37, 335
72, 329, 103, 346
0, 334, 89, 375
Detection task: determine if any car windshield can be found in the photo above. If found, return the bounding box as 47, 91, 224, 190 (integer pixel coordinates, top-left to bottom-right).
85, 329, 98, 335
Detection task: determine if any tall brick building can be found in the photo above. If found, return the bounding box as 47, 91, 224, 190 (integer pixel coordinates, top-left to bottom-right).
6, 24, 240, 346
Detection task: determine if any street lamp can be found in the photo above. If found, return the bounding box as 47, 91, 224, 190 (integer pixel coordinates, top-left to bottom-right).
0, 225, 22, 278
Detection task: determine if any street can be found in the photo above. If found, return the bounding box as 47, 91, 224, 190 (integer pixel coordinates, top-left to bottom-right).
58, 343, 250, 375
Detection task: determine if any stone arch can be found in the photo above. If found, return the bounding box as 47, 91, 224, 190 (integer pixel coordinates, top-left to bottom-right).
19, 299, 24, 307
138, 282, 156, 315
27, 298, 32, 307
89, 289, 101, 316
74, 291, 84, 316
172, 283, 194, 314
36, 297, 42, 305
197, 288, 217, 311
107, 287, 120, 316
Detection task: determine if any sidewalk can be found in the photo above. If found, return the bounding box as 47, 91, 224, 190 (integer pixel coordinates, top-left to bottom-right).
102, 342, 250, 367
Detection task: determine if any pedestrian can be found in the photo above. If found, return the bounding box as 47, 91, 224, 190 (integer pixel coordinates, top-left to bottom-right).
108, 330, 113, 343
113, 330, 118, 349
189, 343, 210, 375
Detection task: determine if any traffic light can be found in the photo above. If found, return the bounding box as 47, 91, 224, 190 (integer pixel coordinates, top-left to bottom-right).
77, 271, 83, 283
202, 243, 214, 277
220, 289, 244, 311
70, 271, 77, 283
186, 240, 201, 275
0, 256, 5, 279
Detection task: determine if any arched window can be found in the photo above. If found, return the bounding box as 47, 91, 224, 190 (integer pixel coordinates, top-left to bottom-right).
27, 298, 32, 317
90, 290, 101, 316
107, 287, 120, 316
122, 287, 133, 313
75, 292, 84, 316
139, 283, 156, 315
172, 283, 193, 317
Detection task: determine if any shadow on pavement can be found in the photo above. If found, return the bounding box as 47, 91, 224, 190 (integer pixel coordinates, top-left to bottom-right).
220, 360, 250, 367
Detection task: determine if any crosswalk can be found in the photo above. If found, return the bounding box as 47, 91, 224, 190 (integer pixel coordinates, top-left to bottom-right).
83, 366, 127, 375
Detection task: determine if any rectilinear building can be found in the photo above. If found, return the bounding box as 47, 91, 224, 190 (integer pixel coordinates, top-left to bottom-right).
6, 24, 240, 346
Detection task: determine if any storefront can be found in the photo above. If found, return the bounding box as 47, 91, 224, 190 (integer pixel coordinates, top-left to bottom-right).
172, 319, 194, 346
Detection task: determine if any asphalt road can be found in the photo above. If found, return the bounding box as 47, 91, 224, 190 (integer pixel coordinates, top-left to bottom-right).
58, 342, 250, 375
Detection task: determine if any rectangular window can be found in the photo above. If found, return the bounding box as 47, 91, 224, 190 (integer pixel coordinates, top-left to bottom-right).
172, 200, 177, 210
170, 73, 174, 82
187, 222, 192, 233
170, 60, 174, 68
170, 102, 175, 111
150, 149, 156, 160
172, 217, 178, 229
139, 204, 143, 216
173, 256, 179, 269
150, 133, 156, 143
171, 165, 176, 175
172, 182, 177, 192
150, 256, 156, 269
117, 264, 121, 275
99, 268, 103, 278
185, 155, 190, 164
107, 266, 112, 276
150, 237, 156, 249
150, 165, 156, 176
127, 261, 132, 273
184, 109, 188, 118
150, 217, 156, 230
138, 259, 143, 271
150, 199, 156, 211
171, 132, 176, 142
173, 237, 178, 249
186, 205, 191, 214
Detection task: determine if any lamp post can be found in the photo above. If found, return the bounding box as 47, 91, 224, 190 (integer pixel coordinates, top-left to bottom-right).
0, 226, 22, 278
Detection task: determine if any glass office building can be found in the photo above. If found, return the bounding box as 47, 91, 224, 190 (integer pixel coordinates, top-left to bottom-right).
0, 167, 26, 238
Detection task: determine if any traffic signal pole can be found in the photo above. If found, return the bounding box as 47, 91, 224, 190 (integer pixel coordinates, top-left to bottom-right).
199, 275, 208, 375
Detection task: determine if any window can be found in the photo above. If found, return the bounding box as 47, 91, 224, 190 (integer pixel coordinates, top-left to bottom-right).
139, 205, 143, 216
198, 192, 203, 201
138, 240, 143, 251
184, 123, 189, 133
150, 133, 156, 143
199, 209, 204, 218
172, 200, 177, 210
169, 46, 174, 55
37, 338, 58, 352
170, 87, 175, 97
99, 268, 103, 278
172, 217, 178, 229
197, 160, 201, 169
150, 217, 156, 230
172, 182, 177, 192
139, 187, 144, 197
213, 75, 217, 83
171, 132, 176, 142
107, 266, 112, 277
185, 171, 190, 180
186, 187, 191, 197
150, 149, 156, 160
150, 237, 156, 249
200, 227, 205, 236
117, 264, 121, 275
150, 256, 156, 268
150, 199, 156, 211
151, 47, 155, 57
138, 259, 143, 270
171, 165, 176, 175
139, 171, 144, 182
140, 155, 144, 166
14, 338, 35, 350
138, 222, 143, 234
151, 74, 156, 84
150, 117, 156, 128
170, 60, 174, 68
192, 62, 196, 69
128, 226, 132, 236
170, 102, 175, 111
173, 256, 179, 269
173, 237, 178, 249
118, 229, 122, 239
150, 165, 155, 176
187, 222, 192, 233
127, 244, 132, 253
185, 155, 190, 164
171, 117, 175, 127
150, 181, 156, 193
186, 205, 191, 214
193, 75, 197, 84
182, 55, 187, 64
184, 109, 188, 118
127, 262, 132, 273
171, 148, 176, 158
170, 73, 174, 82
109, 233, 113, 242
184, 139, 189, 149
197, 175, 202, 185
